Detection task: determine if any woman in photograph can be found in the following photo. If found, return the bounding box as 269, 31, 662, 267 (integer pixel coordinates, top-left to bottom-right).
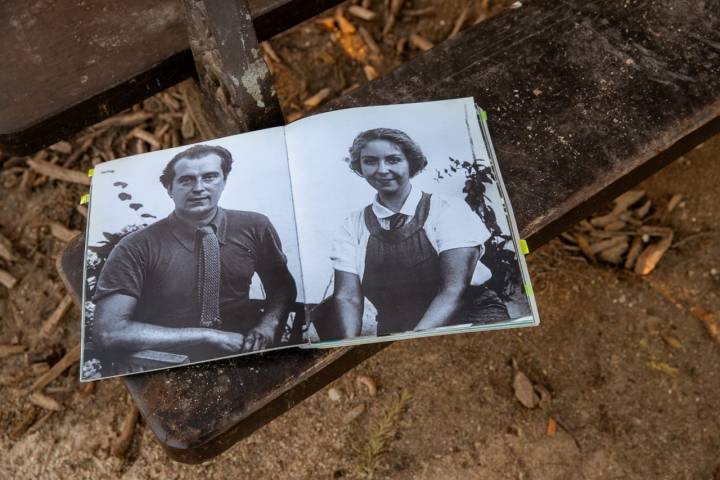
328, 128, 509, 338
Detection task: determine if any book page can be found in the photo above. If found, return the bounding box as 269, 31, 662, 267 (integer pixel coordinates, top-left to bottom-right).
81, 127, 307, 380
285, 98, 535, 346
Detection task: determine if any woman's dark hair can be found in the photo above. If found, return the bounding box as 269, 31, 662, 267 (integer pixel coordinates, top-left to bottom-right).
348, 128, 428, 177
159, 144, 233, 189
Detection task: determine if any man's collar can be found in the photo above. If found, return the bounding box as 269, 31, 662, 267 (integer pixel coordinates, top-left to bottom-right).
168, 207, 227, 251
371, 185, 421, 219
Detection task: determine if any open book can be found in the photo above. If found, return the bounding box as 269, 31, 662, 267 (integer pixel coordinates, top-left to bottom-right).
80, 98, 539, 380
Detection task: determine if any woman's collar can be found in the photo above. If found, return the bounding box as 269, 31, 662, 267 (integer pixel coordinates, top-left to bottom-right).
372, 185, 422, 218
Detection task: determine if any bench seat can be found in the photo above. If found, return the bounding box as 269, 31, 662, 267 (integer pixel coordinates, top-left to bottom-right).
57, 0, 720, 463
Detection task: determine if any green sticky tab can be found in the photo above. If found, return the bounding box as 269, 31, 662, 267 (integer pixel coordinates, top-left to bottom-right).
520, 239, 529, 255
481, 110, 488, 123
87, 168, 94, 177
524, 283, 534, 297
80, 194, 90, 205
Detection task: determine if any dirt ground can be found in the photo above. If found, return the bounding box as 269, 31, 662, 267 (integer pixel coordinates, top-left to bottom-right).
1, 1, 719, 479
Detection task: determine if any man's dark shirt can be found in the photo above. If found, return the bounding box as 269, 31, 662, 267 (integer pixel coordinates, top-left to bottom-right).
94, 207, 289, 333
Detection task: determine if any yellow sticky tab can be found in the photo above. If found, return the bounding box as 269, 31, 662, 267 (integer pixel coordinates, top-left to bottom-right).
524, 283, 534, 297
481, 110, 488, 123
520, 239, 529, 255
87, 168, 94, 177
80, 194, 90, 205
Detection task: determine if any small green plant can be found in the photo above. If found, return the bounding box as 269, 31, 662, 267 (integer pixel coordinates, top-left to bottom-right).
354, 389, 413, 478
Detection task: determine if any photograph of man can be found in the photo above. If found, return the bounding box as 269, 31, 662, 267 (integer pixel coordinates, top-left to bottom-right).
328, 128, 509, 338
92, 144, 297, 372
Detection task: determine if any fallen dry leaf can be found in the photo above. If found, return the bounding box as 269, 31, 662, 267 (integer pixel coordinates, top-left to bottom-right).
364, 65, 379, 81
633, 199, 652, 219
0, 269, 18, 289
624, 236, 644, 270
546, 417, 557, 438
304, 88, 332, 109
576, 234, 596, 263
409, 33, 434, 52
512, 371, 539, 409
598, 241, 629, 264
690, 306, 720, 345
356, 375, 377, 396
590, 213, 619, 228
343, 403, 366, 424
634, 233, 673, 275
348, 5, 377, 21
648, 359, 679, 377
591, 236, 628, 254
612, 190, 645, 214
49, 141, 73, 155
29, 392, 63, 411
328, 387, 342, 402
662, 334, 682, 349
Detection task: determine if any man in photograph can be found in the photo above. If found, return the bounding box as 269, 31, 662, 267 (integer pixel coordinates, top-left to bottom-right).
93, 144, 297, 367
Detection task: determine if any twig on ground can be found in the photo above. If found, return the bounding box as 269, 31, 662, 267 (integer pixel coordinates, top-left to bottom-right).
0, 237, 16, 262
364, 65, 379, 81
409, 33, 434, 51
29, 392, 63, 411
0, 269, 18, 289
9, 408, 38, 440
26, 157, 90, 186
450, 2, 471, 37
129, 128, 161, 150
25, 410, 54, 435
403, 7, 435, 17
49, 222, 81, 243
30, 343, 81, 392
349, 5, 377, 21
304, 88, 332, 109
111, 404, 140, 458
383, 0, 405, 36
92, 112, 153, 130
671, 231, 716, 250
359, 26, 381, 54
38, 295, 74, 340
0, 344, 26, 358
261, 41, 282, 64
75, 381, 96, 400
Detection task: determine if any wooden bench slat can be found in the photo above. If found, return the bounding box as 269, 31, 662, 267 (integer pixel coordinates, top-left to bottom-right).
57, 0, 720, 463
0, 0, 343, 155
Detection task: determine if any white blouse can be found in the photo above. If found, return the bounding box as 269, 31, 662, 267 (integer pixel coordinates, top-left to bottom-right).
330, 186, 492, 284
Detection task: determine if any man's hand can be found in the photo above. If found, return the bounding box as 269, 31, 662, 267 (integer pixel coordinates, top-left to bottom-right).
242, 325, 276, 352
204, 330, 246, 353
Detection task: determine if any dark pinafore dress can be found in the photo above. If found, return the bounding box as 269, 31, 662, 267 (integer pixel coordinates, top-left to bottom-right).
362, 192, 510, 336
362, 192, 442, 335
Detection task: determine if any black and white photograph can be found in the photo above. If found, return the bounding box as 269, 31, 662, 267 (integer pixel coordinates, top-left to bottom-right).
81, 128, 305, 380
80, 98, 538, 380
285, 98, 536, 343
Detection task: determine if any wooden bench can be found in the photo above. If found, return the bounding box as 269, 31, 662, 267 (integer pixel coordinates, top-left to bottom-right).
12, 0, 720, 463
0, 0, 342, 155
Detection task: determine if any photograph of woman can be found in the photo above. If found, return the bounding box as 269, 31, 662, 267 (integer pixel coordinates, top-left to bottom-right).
327, 128, 510, 338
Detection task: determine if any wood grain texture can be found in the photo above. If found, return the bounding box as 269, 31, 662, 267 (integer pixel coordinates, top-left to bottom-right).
320, 0, 720, 248
0, 0, 344, 155
183, 0, 283, 136
57, 0, 720, 463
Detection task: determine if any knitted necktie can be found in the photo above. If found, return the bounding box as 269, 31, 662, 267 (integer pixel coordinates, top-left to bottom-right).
197, 226, 221, 328
388, 212, 408, 230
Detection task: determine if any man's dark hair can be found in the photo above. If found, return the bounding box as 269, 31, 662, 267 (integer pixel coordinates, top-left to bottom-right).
347, 128, 428, 178
159, 144, 234, 189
